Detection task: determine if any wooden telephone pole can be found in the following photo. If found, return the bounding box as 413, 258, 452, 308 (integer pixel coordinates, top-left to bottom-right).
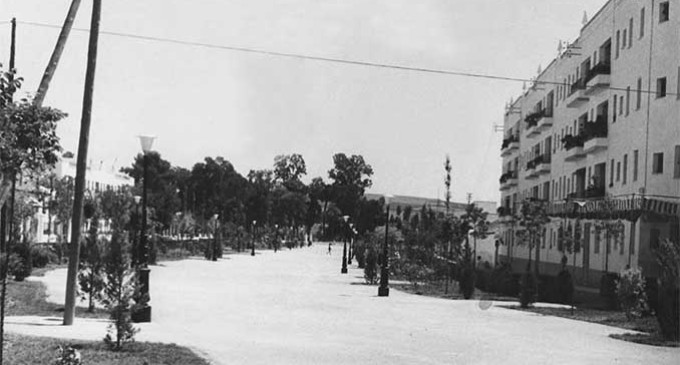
33, 0, 82, 107
63, 0, 102, 326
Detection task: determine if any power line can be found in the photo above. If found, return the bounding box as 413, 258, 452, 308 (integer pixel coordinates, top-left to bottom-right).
15, 20, 676, 97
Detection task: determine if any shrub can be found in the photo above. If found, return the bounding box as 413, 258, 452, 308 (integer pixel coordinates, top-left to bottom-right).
459, 264, 475, 299
31, 244, 57, 268
363, 244, 379, 285
488, 263, 518, 296
555, 270, 574, 305
474, 269, 491, 292
54, 345, 82, 365
519, 271, 536, 308
655, 239, 680, 341
616, 267, 648, 320
600, 272, 619, 310
102, 231, 139, 350
537, 275, 557, 303
354, 241, 366, 269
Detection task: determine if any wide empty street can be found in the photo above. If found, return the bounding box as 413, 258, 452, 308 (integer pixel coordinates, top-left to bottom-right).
9, 244, 680, 365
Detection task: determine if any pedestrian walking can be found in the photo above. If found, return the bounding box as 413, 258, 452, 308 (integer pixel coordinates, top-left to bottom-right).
328, 242, 332, 255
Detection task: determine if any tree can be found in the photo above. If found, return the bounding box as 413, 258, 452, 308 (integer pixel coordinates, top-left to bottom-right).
189, 157, 249, 224
78, 194, 105, 312
309, 177, 331, 237
99, 190, 138, 350
1, 67, 65, 360
514, 198, 550, 308
327, 153, 373, 217
273, 154, 306, 186
461, 203, 489, 268
246, 169, 274, 225
53, 175, 74, 262
122, 152, 179, 229
655, 239, 680, 341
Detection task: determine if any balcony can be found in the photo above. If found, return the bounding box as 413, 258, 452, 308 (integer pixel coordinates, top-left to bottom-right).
567, 185, 605, 200
499, 171, 518, 191
500, 135, 520, 157
582, 117, 609, 155
584, 62, 611, 96
566, 79, 589, 108
496, 207, 514, 223
526, 155, 549, 179
536, 112, 553, 133
562, 134, 586, 161
536, 156, 551, 175
524, 110, 552, 138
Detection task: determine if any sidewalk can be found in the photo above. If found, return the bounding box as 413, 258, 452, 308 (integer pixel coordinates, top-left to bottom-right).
7, 244, 680, 365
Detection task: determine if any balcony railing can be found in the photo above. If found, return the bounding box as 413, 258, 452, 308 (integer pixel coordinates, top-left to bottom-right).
584, 62, 611, 84
499, 170, 518, 184
501, 134, 519, 150
581, 116, 608, 143
561, 134, 584, 151
569, 79, 585, 96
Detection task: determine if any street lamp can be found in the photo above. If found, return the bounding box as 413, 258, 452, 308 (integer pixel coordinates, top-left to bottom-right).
251, 220, 257, 256
274, 224, 279, 253
341, 215, 349, 274
378, 194, 394, 297
212, 214, 219, 261
133, 135, 154, 323
348, 222, 355, 265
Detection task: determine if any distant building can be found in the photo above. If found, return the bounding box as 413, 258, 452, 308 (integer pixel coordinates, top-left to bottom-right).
18, 153, 133, 243
497, 0, 679, 287
365, 193, 500, 266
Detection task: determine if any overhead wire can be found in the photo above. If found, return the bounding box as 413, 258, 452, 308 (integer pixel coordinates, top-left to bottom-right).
12, 20, 678, 97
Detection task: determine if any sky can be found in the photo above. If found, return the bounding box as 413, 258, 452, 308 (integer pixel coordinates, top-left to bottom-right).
0, 0, 607, 204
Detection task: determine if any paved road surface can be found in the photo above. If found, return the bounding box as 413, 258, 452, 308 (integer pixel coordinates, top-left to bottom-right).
8, 243, 680, 364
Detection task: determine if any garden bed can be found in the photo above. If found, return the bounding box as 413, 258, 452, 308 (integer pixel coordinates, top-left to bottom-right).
4, 334, 211, 364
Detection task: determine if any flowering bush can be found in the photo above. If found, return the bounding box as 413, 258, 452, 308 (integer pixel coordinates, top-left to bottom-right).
616, 267, 648, 320
54, 345, 82, 365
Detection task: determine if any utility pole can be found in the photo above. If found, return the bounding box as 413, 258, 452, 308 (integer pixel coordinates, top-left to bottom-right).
33, 0, 82, 107
0, 18, 17, 365
63, 0, 102, 326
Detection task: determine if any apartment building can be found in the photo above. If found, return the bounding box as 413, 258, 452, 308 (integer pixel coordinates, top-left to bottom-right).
497, 0, 680, 287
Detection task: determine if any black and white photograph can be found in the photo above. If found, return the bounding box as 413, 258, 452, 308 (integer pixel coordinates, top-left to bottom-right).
0, 0, 678, 364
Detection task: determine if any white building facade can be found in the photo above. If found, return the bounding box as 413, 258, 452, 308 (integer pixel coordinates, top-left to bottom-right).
31, 154, 133, 243
498, 0, 680, 287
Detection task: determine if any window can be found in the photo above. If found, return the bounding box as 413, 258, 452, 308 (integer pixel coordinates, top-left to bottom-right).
619, 95, 624, 115
610, 159, 615, 186
674, 145, 680, 178
613, 95, 617, 122
640, 7, 645, 38
653, 152, 664, 174
660, 2, 670, 23
629, 18, 634, 48
636, 77, 642, 110
657, 77, 667, 98
622, 29, 627, 49
630, 222, 636, 255
677, 67, 680, 100
633, 150, 639, 181
616, 30, 620, 58
626, 86, 630, 115
616, 161, 621, 181
623, 154, 628, 184
594, 229, 600, 254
